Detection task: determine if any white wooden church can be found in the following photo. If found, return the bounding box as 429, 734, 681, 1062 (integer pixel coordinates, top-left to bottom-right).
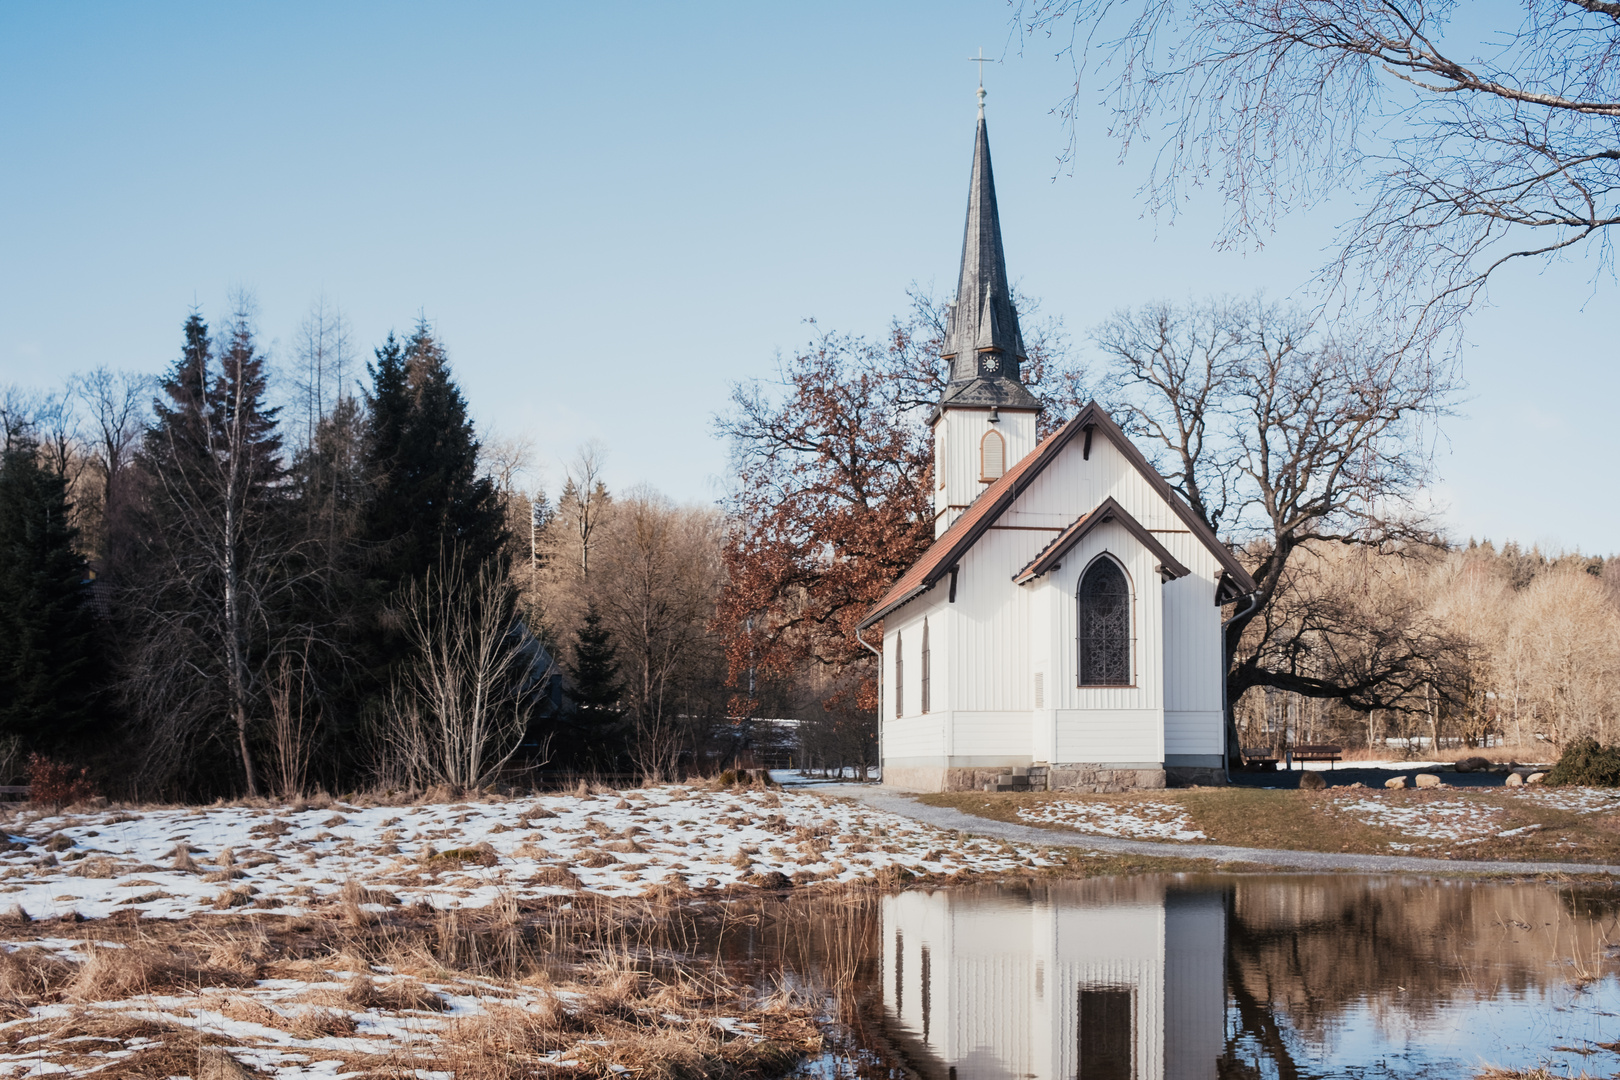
861, 100, 1256, 793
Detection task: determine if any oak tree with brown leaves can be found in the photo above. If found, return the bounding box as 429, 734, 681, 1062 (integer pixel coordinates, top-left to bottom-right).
715, 294, 1084, 731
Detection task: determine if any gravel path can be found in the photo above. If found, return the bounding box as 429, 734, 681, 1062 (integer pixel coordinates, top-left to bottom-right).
821, 785, 1620, 877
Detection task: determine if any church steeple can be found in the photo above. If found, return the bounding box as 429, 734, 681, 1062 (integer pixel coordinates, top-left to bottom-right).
931, 90, 1041, 536
939, 104, 1040, 413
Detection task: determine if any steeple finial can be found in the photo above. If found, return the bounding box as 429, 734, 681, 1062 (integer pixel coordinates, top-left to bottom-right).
970, 48, 991, 117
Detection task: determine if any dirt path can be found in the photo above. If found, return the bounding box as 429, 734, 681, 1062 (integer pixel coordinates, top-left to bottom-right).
820, 785, 1620, 876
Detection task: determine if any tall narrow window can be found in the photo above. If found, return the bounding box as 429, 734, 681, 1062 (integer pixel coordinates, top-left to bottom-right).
980, 429, 1005, 481
1079, 558, 1131, 686
920, 620, 931, 714
894, 631, 904, 718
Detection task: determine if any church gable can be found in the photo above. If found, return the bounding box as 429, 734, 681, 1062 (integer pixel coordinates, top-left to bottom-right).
862, 403, 1254, 629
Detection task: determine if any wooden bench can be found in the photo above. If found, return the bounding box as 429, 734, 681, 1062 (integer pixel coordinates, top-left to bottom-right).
1242, 747, 1279, 771
1287, 745, 1343, 769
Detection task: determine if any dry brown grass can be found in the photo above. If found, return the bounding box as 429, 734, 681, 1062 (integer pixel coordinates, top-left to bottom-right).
0, 884, 853, 1080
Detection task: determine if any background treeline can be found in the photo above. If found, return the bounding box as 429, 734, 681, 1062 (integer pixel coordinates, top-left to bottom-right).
0, 300, 846, 800
6, 292, 1613, 799
1232, 541, 1620, 756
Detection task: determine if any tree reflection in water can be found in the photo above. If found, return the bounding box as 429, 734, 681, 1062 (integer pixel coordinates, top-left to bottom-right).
849, 876, 1620, 1080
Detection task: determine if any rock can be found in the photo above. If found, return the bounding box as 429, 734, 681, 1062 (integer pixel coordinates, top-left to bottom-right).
1348, 782, 1366, 789
1415, 773, 1442, 788
1299, 772, 1327, 791
1385, 776, 1408, 789
1454, 756, 1492, 773
1505, 773, 1524, 787
1527, 772, 1548, 785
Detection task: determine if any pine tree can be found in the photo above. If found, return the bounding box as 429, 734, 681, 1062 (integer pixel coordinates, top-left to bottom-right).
362, 319, 505, 589
126, 307, 289, 797
0, 437, 99, 753
563, 601, 626, 769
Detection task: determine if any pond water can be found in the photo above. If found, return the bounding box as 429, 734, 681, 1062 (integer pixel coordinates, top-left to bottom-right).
716, 875, 1620, 1080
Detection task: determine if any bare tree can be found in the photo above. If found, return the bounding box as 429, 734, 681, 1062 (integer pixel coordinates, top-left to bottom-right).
482, 432, 537, 500
1021, 0, 1620, 346
593, 491, 725, 782
291, 296, 354, 451
72, 367, 151, 558
266, 639, 318, 800
376, 550, 544, 791
561, 440, 610, 574
1096, 297, 1455, 759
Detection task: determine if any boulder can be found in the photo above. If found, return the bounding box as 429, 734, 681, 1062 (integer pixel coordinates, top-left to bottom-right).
1299, 771, 1327, 791
1385, 776, 1408, 789
1415, 773, 1442, 788
1454, 756, 1492, 773
1527, 772, 1548, 785
1504, 773, 1524, 787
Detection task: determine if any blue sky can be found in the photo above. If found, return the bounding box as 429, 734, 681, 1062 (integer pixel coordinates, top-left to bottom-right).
1, 2, 1614, 552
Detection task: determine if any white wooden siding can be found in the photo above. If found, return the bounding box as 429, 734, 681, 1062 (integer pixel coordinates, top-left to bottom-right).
1164, 710, 1223, 755
933, 409, 1037, 535
1053, 709, 1162, 762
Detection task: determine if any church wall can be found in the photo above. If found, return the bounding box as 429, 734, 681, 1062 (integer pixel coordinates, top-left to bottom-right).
934, 408, 1038, 535
881, 597, 953, 789
1004, 431, 1228, 768
948, 527, 1051, 713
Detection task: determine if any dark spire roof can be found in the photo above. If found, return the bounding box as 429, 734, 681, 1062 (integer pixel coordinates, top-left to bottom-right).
939, 110, 1040, 412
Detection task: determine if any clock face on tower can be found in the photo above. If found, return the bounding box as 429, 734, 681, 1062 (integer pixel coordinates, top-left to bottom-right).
981, 355, 1000, 375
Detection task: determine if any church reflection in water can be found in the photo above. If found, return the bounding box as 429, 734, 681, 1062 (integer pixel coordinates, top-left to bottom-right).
881, 880, 1225, 1080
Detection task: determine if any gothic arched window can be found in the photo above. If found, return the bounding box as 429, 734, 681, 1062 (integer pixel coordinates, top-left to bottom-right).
920, 620, 931, 714
1079, 558, 1131, 686
980, 429, 1005, 481
894, 631, 904, 718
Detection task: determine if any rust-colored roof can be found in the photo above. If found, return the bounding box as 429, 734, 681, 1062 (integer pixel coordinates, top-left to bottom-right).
859, 402, 1257, 629
860, 424, 1064, 628
1012, 496, 1191, 584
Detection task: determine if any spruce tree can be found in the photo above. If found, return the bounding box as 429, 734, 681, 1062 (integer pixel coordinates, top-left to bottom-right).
127, 308, 289, 797
564, 602, 626, 770
362, 319, 505, 589
355, 321, 509, 731
0, 437, 98, 753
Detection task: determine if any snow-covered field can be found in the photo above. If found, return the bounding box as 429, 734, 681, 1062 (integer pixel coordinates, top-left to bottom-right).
1015, 801, 1207, 842
0, 785, 1060, 1077
0, 785, 1055, 922
1005, 785, 1620, 852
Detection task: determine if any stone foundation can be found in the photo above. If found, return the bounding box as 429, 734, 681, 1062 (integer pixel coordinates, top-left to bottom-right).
940, 767, 1026, 793
886, 762, 1217, 793
1165, 765, 1227, 788
1044, 765, 1166, 793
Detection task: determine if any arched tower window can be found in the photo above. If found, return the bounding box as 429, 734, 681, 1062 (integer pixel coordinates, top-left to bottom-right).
1078, 557, 1131, 686
894, 631, 904, 718
920, 620, 931, 714
980, 429, 1005, 481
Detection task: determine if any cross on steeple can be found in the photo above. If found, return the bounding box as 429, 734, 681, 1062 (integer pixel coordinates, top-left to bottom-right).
969, 47, 995, 115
